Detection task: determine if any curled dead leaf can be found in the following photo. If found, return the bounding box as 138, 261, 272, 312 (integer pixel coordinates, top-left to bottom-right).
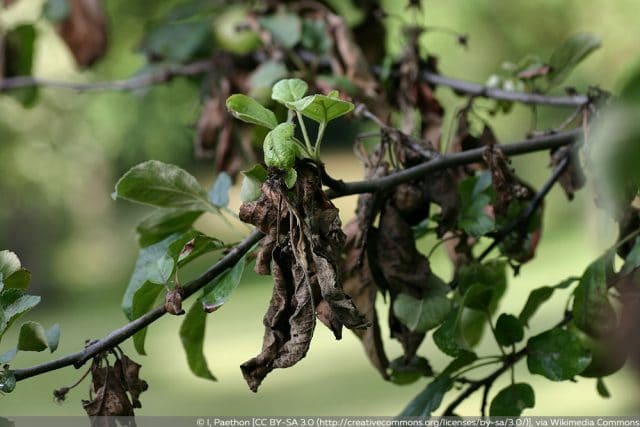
56, 0, 108, 68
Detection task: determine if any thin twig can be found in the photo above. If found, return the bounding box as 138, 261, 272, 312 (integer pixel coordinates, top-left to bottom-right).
0, 61, 213, 92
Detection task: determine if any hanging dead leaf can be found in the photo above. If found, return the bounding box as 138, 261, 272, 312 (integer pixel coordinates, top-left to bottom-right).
82, 360, 134, 417
164, 288, 184, 315
551, 145, 585, 200
56, 0, 108, 68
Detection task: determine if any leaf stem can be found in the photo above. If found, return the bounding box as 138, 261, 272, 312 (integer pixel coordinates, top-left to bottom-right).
296, 112, 314, 155
314, 121, 327, 160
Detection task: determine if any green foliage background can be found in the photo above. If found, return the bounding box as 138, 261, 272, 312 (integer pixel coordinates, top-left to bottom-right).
1, 0, 639, 415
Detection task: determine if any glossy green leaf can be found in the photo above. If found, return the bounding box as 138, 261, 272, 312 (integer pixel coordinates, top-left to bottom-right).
42, 0, 70, 22
114, 160, 216, 213
457, 171, 495, 237
122, 234, 179, 319
45, 324, 60, 353
388, 356, 433, 385
17, 321, 48, 352
393, 275, 451, 333
180, 302, 216, 380
527, 327, 592, 381
399, 375, 452, 417
495, 313, 524, 346
131, 281, 164, 355
200, 256, 247, 313
597, 377, 611, 398
490, 383, 535, 416
259, 13, 301, 49
208, 172, 232, 208
572, 252, 617, 337
286, 93, 354, 124
263, 123, 297, 169
137, 209, 203, 247
271, 78, 309, 105
226, 94, 278, 130
548, 33, 601, 86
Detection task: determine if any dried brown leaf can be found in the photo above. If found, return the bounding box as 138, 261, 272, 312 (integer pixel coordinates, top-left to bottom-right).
551, 146, 585, 200
56, 0, 108, 68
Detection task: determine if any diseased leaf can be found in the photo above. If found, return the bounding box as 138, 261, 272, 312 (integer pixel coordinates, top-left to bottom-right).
572, 252, 617, 337
114, 160, 216, 213
399, 375, 452, 417
208, 172, 232, 208
259, 12, 301, 49
200, 255, 247, 313
547, 33, 601, 86
17, 321, 48, 352
263, 123, 297, 169
226, 94, 278, 130
55, 0, 108, 68
286, 93, 354, 124
180, 302, 216, 380
271, 78, 308, 105
136, 208, 203, 247
490, 383, 535, 416
527, 327, 592, 381
171, 231, 225, 268
495, 313, 524, 346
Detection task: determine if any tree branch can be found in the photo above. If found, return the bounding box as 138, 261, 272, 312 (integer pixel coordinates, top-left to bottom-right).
11, 128, 581, 383
0, 61, 213, 92
420, 70, 589, 107
12, 229, 263, 381
327, 129, 581, 198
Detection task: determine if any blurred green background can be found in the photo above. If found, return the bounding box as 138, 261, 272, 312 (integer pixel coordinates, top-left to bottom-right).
1, 0, 639, 416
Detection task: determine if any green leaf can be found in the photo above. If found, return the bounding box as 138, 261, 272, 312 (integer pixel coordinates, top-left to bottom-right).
547, 33, 601, 86
433, 306, 468, 357
393, 275, 451, 333
596, 377, 611, 398
259, 12, 301, 49
286, 93, 354, 124
122, 235, 179, 319
463, 284, 494, 311
226, 94, 278, 130
399, 375, 452, 417
495, 313, 524, 346
519, 277, 578, 327
301, 18, 332, 53
180, 302, 216, 380
0, 251, 30, 290
457, 171, 495, 237
284, 168, 297, 189
527, 327, 592, 381
572, 252, 617, 337
441, 350, 478, 376
4, 24, 39, 107
208, 172, 232, 208
263, 123, 297, 169
140, 20, 211, 63
17, 321, 48, 352
0, 290, 41, 339
271, 78, 309, 105
114, 160, 216, 213
200, 256, 247, 312
45, 324, 60, 353
169, 230, 225, 268
137, 209, 203, 247
42, 0, 70, 22
243, 164, 269, 182
388, 356, 433, 385
131, 281, 164, 355
490, 383, 535, 416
